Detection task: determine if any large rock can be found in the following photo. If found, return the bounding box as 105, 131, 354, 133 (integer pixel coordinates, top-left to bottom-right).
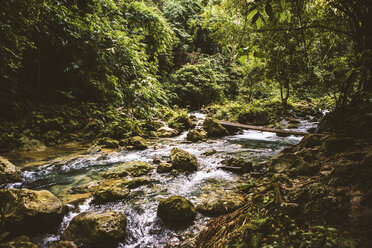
63, 211, 126, 246
156, 162, 173, 173
92, 186, 130, 204
202, 118, 228, 137
197, 191, 244, 216
157, 126, 179, 138
170, 148, 198, 172
186, 130, 204, 142
169, 114, 193, 131
157, 196, 196, 224
128, 136, 148, 150
0, 189, 63, 235
269, 153, 303, 173
0, 156, 22, 184
103, 161, 153, 178
0, 236, 38, 248
220, 157, 253, 173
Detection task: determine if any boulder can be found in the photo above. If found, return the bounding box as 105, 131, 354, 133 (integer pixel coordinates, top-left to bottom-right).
128, 136, 148, 150
269, 153, 303, 173
170, 148, 198, 172
0, 236, 38, 248
0, 156, 22, 184
0, 189, 63, 235
103, 161, 153, 178
168, 114, 193, 131
49, 241, 77, 248
296, 134, 321, 151
156, 162, 173, 173
197, 191, 244, 216
157, 196, 196, 224
220, 157, 253, 173
202, 118, 228, 137
186, 130, 204, 142
92, 187, 130, 204
63, 211, 126, 246
157, 127, 179, 138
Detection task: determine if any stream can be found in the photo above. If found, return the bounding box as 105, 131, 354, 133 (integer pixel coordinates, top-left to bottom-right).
3, 112, 319, 247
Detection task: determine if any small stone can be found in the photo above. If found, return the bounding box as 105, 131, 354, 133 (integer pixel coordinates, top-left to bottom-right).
186, 130, 204, 142
157, 163, 173, 173
128, 136, 148, 150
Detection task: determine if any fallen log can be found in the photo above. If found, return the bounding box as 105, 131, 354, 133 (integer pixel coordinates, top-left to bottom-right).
218, 120, 309, 136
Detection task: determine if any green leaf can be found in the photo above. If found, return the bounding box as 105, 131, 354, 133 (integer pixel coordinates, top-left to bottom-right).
279, 11, 286, 21
281, 0, 286, 9
287, 12, 291, 23
239, 55, 248, 64
256, 16, 263, 29
248, 8, 258, 20
265, 3, 273, 17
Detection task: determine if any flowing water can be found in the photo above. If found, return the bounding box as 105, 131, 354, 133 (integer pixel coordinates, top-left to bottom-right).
3, 112, 319, 247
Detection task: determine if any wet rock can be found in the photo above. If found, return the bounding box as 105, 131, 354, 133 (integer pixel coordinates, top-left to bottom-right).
170, 148, 198, 172
61, 193, 92, 206
93, 187, 130, 204
49, 241, 77, 248
220, 157, 253, 173
63, 211, 126, 246
202, 149, 217, 156
287, 123, 298, 129
0, 189, 63, 235
269, 153, 303, 173
186, 130, 204, 142
157, 163, 173, 173
0, 156, 22, 184
103, 161, 153, 178
128, 136, 148, 150
87, 144, 101, 154
0, 236, 38, 248
197, 191, 244, 216
157, 196, 196, 224
157, 127, 179, 138
202, 118, 228, 137
296, 134, 321, 151
324, 135, 355, 154
18, 136, 46, 152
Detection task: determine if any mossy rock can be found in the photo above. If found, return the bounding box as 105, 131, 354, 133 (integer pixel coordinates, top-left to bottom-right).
0, 156, 22, 185
157, 162, 173, 173
168, 114, 193, 131
202, 149, 217, 156
63, 211, 126, 246
157, 126, 179, 138
157, 196, 196, 224
0, 189, 63, 236
221, 157, 253, 173
324, 135, 355, 154
103, 161, 153, 178
202, 118, 228, 137
128, 136, 148, 150
186, 129, 204, 142
18, 136, 46, 152
287, 123, 299, 129
92, 187, 130, 204
99, 138, 119, 149
0, 236, 38, 248
270, 153, 303, 173
296, 134, 321, 151
170, 148, 198, 172
197, 191, 244, 216
49, 241, 77, 248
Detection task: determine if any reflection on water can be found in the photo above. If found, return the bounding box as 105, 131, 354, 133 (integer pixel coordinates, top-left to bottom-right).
2, 113, 318, 247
